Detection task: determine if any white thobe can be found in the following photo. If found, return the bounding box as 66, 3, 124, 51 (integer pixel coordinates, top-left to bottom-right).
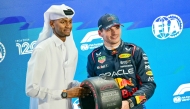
25, 34, 79, 109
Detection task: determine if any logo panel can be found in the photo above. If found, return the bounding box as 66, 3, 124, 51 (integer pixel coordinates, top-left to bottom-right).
152, 14, 183, 40
173, 83, 190, 103
98, 56, 106, 64
80, 31, 103, 51
15, 38, 36, 55
0, 42, 6, 63
119, 53, 131, 58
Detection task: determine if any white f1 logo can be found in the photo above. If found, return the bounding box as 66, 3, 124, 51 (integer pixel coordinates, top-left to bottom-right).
173, 83, 190, 96
80, 31, 102, 43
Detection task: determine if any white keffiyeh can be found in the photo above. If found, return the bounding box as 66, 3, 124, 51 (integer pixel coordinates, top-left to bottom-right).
35, 4, 75, 46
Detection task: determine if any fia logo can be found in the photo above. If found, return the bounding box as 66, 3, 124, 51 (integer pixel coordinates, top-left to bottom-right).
0, 42, 6, 63
80, 44, 89, 51
152, 14, 183, 40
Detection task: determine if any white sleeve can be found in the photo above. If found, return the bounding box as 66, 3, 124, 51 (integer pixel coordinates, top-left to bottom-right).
71, 80, 81, 87
25, 48, 63, 101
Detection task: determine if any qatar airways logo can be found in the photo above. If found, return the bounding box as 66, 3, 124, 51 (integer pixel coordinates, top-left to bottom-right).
173, 83, 190, 103
80, 31, 103, 51
152, 14, 183, 40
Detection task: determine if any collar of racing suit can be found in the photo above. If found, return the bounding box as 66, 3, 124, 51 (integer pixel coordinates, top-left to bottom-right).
103, 39, 124, 56
103, 40, 125, 71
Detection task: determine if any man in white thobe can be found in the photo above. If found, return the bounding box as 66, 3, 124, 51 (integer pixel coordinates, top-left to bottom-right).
25, 4, 87, 109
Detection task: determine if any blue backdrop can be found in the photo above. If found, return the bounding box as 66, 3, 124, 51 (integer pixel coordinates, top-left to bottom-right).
0, 0, 190, 109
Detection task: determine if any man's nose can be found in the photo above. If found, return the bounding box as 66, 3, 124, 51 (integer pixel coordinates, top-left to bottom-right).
111, 29, 116, 35
65, 23, 71, 28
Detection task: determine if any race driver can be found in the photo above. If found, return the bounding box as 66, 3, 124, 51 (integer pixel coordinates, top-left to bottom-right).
86, 13, 156, 109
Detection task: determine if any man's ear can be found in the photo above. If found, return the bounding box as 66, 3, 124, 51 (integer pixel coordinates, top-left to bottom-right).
98, 30, 103, 37
49, 20, 54, 28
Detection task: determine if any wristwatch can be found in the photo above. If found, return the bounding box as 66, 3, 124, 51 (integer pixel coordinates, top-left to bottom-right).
127, 99, 134, 109
61, 90, 67, 98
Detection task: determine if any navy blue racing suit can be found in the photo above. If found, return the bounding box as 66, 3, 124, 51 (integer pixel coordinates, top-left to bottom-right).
87, 40, 156, 108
